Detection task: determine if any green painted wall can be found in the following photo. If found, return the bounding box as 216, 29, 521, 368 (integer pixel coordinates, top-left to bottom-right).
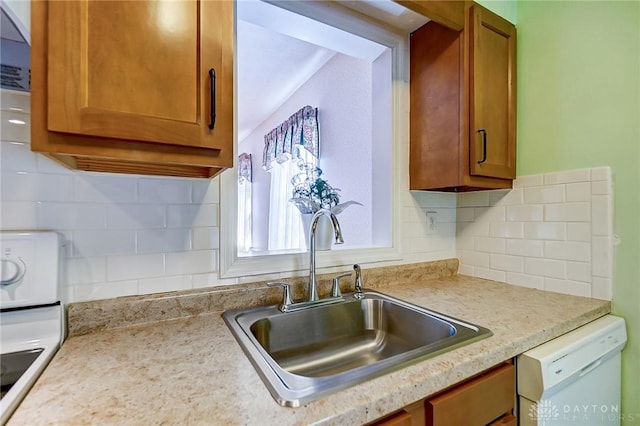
516, 0, 640, 419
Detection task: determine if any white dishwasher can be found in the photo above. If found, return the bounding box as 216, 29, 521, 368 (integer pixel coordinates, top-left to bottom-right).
518, 315, 627, 426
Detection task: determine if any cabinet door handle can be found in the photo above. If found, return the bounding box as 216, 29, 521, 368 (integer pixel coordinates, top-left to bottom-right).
477, 128, 487, 164
208, 68, 216, 130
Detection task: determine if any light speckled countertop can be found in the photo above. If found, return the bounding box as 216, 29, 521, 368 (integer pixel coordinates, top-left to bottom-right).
8, 261, 610, 425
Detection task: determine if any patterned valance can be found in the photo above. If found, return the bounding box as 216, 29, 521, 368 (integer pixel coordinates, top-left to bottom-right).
238, 153, 252, 183
262, 105, 319, 171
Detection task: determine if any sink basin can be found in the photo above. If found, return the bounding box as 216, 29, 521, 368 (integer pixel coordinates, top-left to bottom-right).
223, 290, 492, 407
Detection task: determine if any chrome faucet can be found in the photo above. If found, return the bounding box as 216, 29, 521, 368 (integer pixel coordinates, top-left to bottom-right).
353, 264, 364, 299
267, 209, 347, 313
308, 209, 344, 301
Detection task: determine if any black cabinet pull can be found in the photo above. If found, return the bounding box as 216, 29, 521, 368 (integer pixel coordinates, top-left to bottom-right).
477, 129, 487, 164
208, 68, 216, 130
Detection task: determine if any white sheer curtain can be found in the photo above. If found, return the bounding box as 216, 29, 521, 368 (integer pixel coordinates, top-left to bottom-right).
237, 179, 252, 253
237, 153, 253, 253
267, 150, 316, 251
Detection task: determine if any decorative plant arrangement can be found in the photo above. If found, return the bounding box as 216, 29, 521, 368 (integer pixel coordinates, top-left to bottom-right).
289, 161, 362, 215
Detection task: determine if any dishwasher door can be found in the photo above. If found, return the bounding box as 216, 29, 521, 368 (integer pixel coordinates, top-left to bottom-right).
517, 315, 627, 426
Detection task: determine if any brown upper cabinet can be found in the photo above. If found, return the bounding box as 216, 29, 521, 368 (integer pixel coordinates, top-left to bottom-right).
31, 0, 234, 178
409, 3, 516, 191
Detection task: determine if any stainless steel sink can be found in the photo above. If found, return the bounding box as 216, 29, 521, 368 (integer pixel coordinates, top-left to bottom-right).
223, 290, 492, 407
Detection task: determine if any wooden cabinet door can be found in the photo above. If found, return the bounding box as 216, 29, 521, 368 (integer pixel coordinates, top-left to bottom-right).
371, 400, 426, 426
468, 5, 516, 180
46, 0, 232, 150
426, 363, 515, 426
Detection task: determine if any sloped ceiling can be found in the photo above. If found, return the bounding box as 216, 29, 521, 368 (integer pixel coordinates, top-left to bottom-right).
237, 0, 428, 144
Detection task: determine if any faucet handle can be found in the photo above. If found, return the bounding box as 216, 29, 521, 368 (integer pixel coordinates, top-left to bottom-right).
331, 272, 351, 298
267, 282, 293, 309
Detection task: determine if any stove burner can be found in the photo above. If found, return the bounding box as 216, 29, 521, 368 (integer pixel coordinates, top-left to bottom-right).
0, 349, 44, 399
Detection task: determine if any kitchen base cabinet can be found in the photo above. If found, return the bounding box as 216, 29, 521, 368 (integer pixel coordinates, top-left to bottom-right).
370, 362, 515, 426
31, 0, 234, 178
373, 400, 426, 426
426, 362, 515, 426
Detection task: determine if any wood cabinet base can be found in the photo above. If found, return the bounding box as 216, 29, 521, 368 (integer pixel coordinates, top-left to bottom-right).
371, 362, 515, 426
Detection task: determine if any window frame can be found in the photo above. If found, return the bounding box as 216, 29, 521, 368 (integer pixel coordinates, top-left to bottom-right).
219, 1, 408, 279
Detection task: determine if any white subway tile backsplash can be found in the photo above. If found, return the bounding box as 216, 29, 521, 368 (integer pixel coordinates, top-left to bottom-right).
525, 257, 566, 279
566, 182, 591, 202
457, 191, 491, 207
492, 188, 524, 206
474, 267, 505, 282
456, 233, 475, 251
457, 264, 475, 276
544, 241, 591, 262
524, 185, 565, 204
544, 278, 591, 297
506, 204, 543, 222
74, 174, 138, 203
137, 229, 192, 253
0, 141, 37, 172
592, 277, 613, 300
488, 190, 510, 206
420, 192, 457, 208
1, 201, 38, 229
490, 254, 524, 273
456, 208, 476, 223
72, 230, 136, 257
165, 250, 215, 276
434, 208, 456, 223
524, 222, 566, 240
139, 178, 192, 204
544, 203, 591, 222
566, 261, 591, 283
192, 227, 220, 250
71, 280, 139, 303
2, 172, 74, 202
590, 167, 611, 181
2, 105, 616, 308
490, 222, 524, 239
167, 204, 218, 228
592, 236, 613, 278
403, 206, 424, 223
505, 272, 544, 290
138, 275, 193, 294
505, 239, 544, 257
513, 174, 544, 188
458, 249, 490, 268
475, 206, 506, 222
461, 220, 490, 237
566, 223, 591, 242
192, 179, 220, 204
107, 253, 165, 281
475, 237, 506, 254
591, 180, 610, 195
3, 93, 430, 303
36, 154, 74, 174
66, 257, 107, 286
37, 202, 107, 230
192, 272, 229, 288
458, 167, 614, 300
591, 195, 611, 236
543, 169, 590, 185
107, 204, 166, 229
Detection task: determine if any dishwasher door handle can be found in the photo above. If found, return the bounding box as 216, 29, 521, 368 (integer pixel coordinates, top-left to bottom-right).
579, 357, 603, 377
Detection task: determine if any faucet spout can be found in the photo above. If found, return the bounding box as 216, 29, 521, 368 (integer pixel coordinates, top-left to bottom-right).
308, 209, 343, 301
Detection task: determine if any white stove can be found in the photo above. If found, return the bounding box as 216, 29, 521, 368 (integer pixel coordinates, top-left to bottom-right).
0, 231, 65, 424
